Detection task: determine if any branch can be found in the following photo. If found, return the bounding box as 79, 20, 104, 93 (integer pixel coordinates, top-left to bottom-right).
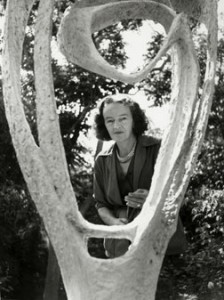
150, 56, 170, 73
67, 104, 92, 136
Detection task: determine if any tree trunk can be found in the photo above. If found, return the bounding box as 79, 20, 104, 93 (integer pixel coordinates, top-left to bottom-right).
2, 0, 217, 299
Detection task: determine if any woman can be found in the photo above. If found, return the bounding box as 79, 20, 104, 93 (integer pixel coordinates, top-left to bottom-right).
93, 94, 186, 258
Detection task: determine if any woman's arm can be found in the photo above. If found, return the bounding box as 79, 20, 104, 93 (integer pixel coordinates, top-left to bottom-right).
98, 207, 128, 226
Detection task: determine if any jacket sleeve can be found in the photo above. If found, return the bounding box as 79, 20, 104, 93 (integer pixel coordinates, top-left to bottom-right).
94, 156, 112, 210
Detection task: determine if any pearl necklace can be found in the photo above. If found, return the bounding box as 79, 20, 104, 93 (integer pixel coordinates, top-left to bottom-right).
116, 142, 136, 163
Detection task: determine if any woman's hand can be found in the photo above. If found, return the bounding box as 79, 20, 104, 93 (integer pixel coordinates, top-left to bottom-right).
113, 217, 128, 226
125, 189, 149, 209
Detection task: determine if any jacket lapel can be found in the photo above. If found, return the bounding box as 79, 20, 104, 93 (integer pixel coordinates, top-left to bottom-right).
133, 138, 147, 191
107, 145, 124, 206
103, 136, 158, 204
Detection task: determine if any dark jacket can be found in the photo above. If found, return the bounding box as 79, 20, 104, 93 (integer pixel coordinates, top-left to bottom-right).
94, 135, 187, 257
94, 135, 160, 211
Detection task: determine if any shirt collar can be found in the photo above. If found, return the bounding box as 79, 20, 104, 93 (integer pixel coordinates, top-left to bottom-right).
97, 135, 160, 157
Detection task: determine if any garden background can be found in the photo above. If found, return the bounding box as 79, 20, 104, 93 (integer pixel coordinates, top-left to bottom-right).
0, 0, 224, 299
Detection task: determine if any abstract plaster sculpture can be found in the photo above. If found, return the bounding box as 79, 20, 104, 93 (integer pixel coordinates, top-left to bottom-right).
2, 0, 217, 299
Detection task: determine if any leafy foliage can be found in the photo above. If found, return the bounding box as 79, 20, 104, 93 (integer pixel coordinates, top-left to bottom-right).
1, 1, 224, 298
0, 90, 23, 185
189, 34, 224, 190
142, 33, 172, 106
187, 189, 224, 246
0, 184, 47, 298
157, 189, 224, 298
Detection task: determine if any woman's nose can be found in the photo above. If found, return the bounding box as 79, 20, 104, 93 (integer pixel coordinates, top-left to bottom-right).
113, 120, 121, 129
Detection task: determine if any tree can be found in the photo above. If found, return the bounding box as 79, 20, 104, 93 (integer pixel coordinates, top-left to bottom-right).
1, 1, 217, 300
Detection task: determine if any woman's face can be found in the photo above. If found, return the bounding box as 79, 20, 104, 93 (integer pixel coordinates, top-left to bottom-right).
103, 102, 135, 143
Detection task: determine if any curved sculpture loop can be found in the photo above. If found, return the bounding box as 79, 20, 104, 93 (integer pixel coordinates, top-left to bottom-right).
58, 1, 175, 84
2, 0, 217, 299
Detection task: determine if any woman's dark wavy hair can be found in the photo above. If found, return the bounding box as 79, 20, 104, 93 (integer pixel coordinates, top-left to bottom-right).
94, 94, 149, 141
